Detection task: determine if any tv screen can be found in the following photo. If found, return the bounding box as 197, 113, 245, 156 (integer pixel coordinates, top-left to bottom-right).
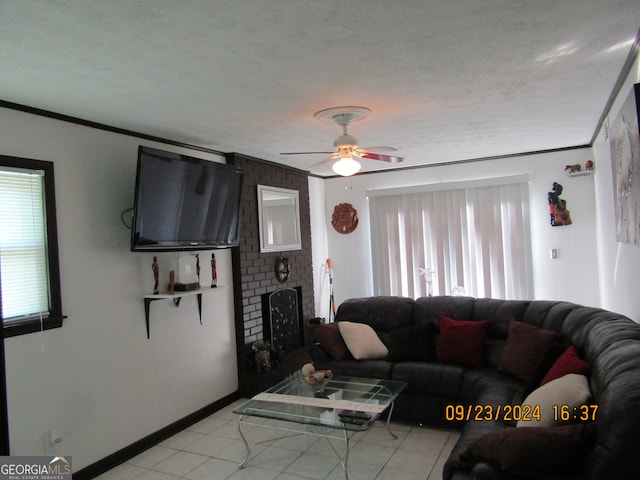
131, 146, 243, 251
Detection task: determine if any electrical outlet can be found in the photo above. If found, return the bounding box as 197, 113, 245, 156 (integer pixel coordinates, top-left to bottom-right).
44, 428, 63, 454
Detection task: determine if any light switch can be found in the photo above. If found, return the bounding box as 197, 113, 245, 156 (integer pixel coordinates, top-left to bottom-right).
550, 248, 558, 259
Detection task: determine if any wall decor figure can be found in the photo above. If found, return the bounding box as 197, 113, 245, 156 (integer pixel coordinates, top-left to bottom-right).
195, 253, 200, 283
211, 253, 217, 288
169, 270, 175, 295
548, 182, 572, 226
152, 256, 159, 294
610, 83, 640, 245
331, 203, 359, 234
275, 258, 290, 283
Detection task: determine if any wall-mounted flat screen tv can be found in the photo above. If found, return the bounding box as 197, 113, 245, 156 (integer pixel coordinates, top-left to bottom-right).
131, 146, 243, 251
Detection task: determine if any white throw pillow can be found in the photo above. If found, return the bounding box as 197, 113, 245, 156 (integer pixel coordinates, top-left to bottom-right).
517, 373, 591, 428
337, 321, 389, 360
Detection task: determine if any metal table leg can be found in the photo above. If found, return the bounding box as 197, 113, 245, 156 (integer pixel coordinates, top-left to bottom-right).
385, 401, 399, 439
235, 416, 355, 479
237, 415, 250, 469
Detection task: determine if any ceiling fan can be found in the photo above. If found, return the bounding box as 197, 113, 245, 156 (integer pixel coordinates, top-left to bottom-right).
280, 106, 404, 176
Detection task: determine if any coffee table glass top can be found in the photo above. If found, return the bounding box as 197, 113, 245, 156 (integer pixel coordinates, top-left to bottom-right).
234, 373, 407, 431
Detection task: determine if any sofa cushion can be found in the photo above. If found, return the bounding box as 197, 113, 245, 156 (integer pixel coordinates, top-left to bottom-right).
414, 295, 476, 330
381, 324, 434, 362
335, 296, 415, 331
460, 369, 525, 410
522, 300, 577, 332
540, 345, 591, 386
309, 323, 350, 361
463, 422, 596, 476
437, 315, 487, 369
517, 373, 591, 427
472, 298, 530, 338
338, 321, 389, 360
392, 361, 466, 397
498, 321, 561, 383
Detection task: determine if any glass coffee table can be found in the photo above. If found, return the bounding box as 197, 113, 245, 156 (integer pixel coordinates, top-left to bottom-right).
234, 372, 407, 479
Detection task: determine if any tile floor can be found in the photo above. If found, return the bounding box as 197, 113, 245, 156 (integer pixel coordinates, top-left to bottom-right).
95, 399, 459, 480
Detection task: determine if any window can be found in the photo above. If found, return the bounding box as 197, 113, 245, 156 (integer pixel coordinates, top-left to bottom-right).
368, 176, 533, 300
0, 155, 64, 337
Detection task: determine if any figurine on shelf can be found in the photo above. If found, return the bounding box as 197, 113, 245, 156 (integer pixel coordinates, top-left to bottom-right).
195, 253, 200, 283
211, 253, 217, 288
152, 256, 159, 295
565, 164, 581, 174
169, 270, 175, 295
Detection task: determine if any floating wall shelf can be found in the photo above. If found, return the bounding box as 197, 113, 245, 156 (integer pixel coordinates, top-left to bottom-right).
142, 286, 227, 339
567, 170, 595, 178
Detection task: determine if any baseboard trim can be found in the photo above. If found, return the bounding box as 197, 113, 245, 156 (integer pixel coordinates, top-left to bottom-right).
73, 391, 241, 479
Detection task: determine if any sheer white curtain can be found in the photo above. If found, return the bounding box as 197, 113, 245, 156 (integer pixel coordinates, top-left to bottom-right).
369, 178, 533, 300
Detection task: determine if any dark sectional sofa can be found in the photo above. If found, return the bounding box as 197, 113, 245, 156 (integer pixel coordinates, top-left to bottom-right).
307, 295, 640, 480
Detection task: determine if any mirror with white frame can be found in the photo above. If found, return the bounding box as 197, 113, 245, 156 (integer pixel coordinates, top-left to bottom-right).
257, 185, 302, 253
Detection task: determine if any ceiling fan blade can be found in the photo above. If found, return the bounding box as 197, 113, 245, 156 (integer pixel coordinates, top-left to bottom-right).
308, 156, 337, 169
357, 146, 398, 153
360, 152, 404, 163
280, 151, 335, 155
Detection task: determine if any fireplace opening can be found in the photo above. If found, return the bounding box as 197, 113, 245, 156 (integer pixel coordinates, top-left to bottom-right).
261, 286, 304, 353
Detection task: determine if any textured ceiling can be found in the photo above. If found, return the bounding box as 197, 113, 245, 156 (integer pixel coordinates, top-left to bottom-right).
1, 1, 638, 176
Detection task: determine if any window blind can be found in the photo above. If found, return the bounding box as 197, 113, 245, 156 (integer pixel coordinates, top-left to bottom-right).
369, 180, 533, 300
0, 167, 50, 321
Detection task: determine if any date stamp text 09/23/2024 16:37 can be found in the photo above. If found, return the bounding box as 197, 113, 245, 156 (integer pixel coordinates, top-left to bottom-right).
444, 404, 598, 423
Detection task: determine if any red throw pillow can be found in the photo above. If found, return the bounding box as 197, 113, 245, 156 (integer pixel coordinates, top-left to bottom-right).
309, 323, 350, 361
540, 345, 591, 386
437, 315, 487, 368
498, 321, 561, 384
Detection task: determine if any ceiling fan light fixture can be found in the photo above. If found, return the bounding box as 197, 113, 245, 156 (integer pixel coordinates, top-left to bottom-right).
333, 133, 358, 148
332, 157, 361, 176
281, 106, 404, 173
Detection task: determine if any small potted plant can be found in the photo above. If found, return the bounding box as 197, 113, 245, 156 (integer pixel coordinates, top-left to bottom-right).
252, 340, 271, 373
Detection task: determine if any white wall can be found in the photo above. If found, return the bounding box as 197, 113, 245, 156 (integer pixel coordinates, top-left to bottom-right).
1, 108, 238, 469
318, 148, 602, 309
593, 56, 640, 320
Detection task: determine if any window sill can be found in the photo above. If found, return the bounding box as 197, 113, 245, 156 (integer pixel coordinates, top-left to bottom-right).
3, 314, 67, 338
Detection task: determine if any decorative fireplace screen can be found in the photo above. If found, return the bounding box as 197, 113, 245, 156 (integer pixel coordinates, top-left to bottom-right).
262, 287, 303, 353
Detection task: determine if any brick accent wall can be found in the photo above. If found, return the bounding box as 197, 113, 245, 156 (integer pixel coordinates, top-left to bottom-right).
226, 153, 314, 349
